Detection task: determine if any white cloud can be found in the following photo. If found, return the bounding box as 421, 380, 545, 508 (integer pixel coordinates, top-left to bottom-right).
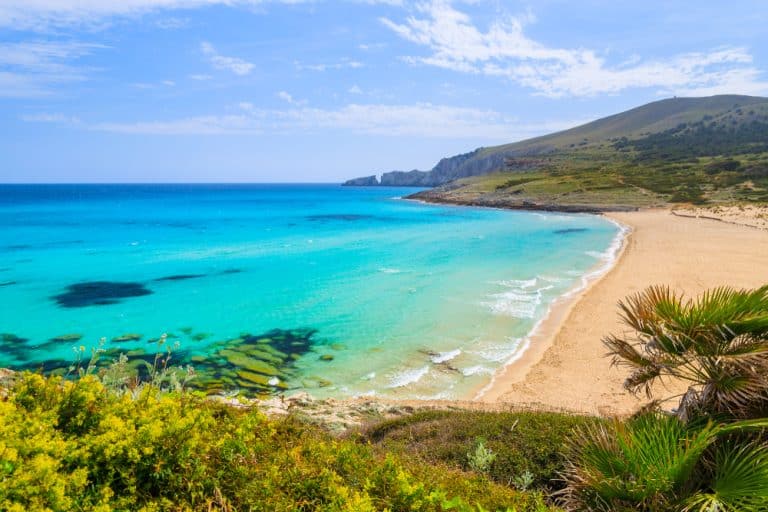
20, 112, 81, 123
201, 41, 254, 76
155, 16, 190, 29
0, 41, 103, 97
131, 80, 177, 89
275, 103, 553, 138
93, 115, 256, 135
276, 90, 307, 105
358, 42, 387, 51
277, 91, 294, 103
41, 102, 584, 139
382, 0, 768, 98
189, 73, 212, 80
0, 0, 401, 30
0, 1, 269, 30
348, 84, 363, 94
295, 58, 364, 72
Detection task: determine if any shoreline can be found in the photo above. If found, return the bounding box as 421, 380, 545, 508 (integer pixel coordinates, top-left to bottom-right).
407, 190, 642, 214
400, 194, 634, 407
478, 208, 768, 415
472, 214, 631, 402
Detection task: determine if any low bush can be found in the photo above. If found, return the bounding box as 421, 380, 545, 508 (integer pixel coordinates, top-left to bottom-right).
0, 374, 556, 511
361, 410, 600, 492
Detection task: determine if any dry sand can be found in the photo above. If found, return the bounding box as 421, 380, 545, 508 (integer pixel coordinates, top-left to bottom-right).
480, 209, 768, 416
673, 204, 768, 230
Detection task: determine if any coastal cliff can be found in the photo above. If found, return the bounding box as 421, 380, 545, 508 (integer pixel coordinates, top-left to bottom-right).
342, 175, 379, 186
342, 148, 543, 187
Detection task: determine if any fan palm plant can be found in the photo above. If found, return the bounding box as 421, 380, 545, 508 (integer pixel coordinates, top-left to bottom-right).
560, 413, 768, 511
603, 285, 768, 419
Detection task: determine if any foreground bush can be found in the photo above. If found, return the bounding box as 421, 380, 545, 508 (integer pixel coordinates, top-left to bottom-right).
362, 409, 599, 492
0, 373, 554, 511
563, 284, 768, 511
604, 284, 768, 420
561, 413, 768, 511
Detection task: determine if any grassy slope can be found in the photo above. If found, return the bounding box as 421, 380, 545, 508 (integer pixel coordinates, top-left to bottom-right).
480, 95, 768, 157
361, 409, 600, 493
414, 96, 768, 211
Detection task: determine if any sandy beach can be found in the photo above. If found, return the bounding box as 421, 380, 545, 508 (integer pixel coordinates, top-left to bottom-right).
480, 208, 768, 415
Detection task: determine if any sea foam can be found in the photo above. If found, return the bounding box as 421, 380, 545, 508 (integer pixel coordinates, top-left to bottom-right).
474, 218, 629, 400
431, 349, 461, 364
388, 366, 430, 388
484, 277, 556, 319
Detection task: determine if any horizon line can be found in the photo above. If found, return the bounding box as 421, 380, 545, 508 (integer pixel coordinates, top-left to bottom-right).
0, 182, 350, 185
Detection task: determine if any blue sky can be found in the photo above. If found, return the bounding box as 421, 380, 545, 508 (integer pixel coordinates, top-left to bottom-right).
2, 0, 767, 183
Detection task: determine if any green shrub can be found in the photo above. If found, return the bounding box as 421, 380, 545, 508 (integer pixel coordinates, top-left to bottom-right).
564, 284, 768, 511
467, 438, 497, 473
362, 410, 600, 492
560, 413, 768, 511
0, 373, 554, 511
604, 284, 768, 420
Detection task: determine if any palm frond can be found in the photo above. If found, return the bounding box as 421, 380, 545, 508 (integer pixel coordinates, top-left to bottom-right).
684, 442, 768, 512
605, 284, 768, 418
559, 414, 718, 511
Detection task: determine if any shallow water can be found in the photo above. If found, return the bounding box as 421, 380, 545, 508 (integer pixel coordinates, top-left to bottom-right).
0, 184, 621, 398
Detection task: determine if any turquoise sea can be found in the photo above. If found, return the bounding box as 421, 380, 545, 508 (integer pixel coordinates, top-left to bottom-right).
0, 184, 623, 399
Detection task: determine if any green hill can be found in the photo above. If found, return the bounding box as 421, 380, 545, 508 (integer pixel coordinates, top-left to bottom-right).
343, 94, 768, 211
344, 95, 768, 208
481, 94, 768, 157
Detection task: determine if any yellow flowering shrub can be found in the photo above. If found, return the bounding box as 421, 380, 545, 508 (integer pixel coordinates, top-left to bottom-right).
0, 373, 556, 511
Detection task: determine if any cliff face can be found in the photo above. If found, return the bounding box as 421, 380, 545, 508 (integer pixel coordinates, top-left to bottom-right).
342, 175, 379, 186
427, 149, 505, 184
380, 170, 432, 186
344, 146, 552, 187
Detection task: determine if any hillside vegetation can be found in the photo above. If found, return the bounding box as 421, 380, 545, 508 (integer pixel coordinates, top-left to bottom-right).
411, 97, 768, 210
411, 147, 768, 211
345, 95, 768, 210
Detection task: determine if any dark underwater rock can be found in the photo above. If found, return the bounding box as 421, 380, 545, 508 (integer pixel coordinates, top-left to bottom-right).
306, 214, 376, 222
52, 281, 152, 308
50, 333, 84, 343
112, 333, 143, 342
185, 328, 318, 395
1, 333, 28, 344
7, 326, 319, 398
154, 274, 206, 282
553, 228, 589, 235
